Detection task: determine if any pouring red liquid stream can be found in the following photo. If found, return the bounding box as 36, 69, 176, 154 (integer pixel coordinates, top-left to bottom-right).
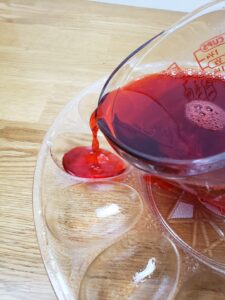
62, 111, 126, 178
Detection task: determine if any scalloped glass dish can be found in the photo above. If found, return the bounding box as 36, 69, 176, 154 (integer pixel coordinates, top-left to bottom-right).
33, 78, 225, 300
33, 78, 178, 299
33, 1, 225, 299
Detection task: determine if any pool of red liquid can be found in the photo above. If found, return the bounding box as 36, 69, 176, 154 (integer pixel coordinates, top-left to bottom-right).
63, 146, 126, 178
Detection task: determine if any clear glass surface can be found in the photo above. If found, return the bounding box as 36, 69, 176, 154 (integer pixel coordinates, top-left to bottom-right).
33, 2, 225, 300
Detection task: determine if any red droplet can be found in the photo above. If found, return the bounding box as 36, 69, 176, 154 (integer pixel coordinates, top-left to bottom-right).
202, 196, 225, 215
144, 174, 175, 191
63, 146, 126, 178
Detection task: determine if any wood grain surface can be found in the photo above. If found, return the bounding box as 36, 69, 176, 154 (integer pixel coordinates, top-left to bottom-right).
0, 1, 182, 299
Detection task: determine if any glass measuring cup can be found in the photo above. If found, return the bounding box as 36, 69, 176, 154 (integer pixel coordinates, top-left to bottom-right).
95, 0, 225, 216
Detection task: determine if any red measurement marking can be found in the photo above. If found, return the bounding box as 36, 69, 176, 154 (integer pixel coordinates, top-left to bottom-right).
194, 33, 225, 73
200, 33, 225, 52
166, 62, 182, 73
208, 54, 225, 68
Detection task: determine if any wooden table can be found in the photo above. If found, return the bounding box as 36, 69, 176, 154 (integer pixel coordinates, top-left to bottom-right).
0, 1, 182, 299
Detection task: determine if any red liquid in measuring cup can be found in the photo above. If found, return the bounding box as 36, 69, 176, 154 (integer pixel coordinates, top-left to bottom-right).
97, 71, 225, 160
63, 112, 126, 178
96, 70, 225, 213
